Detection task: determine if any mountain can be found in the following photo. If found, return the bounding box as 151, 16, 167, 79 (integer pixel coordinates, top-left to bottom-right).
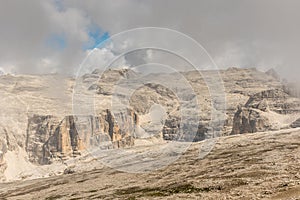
0, 67, 299, 182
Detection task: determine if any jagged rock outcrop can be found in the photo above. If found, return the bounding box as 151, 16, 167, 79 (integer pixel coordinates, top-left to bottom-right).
26, 109, 138, 165
231, 105, 271, 135
231, 89, 300, 135
0, 132, 8, 175
245, 89, 300, 114
290, 118, 300, 128
87, 68, 300, 140
26, 115, 60, 164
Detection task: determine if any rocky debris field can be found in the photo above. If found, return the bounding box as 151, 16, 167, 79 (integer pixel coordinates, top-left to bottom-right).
0, 128, 299, 199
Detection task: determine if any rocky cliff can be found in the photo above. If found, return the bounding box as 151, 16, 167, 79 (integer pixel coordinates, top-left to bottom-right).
231, 89, 300, 135
0, 67, 299, 181
26, 109, 137, 165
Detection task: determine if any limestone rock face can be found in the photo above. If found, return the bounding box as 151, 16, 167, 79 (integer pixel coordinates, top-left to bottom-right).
290, 118, 300, 128
231, 89, 300, 135
0, 130, 8, 175
26, 109, 137, 165
245, 89, 300, 114
26, 115, 59, 164
85, 68, 300, 140
1, 67, 300, 181
231, 106, 271, 135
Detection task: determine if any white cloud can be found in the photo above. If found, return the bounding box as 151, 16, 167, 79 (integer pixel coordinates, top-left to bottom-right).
77, 47, 127, 76
0, 0, 299, 81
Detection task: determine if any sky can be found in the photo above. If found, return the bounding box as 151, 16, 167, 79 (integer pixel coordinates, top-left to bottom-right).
0, 0, 299, 81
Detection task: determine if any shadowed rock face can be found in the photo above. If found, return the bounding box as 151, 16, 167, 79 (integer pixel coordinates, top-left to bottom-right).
231, 89, 300, 135
245, 89, 300, 114
231, 106, 270, 135
290, 118, 300, 128
26, 109, 137, 165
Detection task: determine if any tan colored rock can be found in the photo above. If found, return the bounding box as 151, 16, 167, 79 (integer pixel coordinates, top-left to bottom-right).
231, 89, 300, 135
231, 106, 271, 135
1, 67, 300, 181
26, 109, 138, 165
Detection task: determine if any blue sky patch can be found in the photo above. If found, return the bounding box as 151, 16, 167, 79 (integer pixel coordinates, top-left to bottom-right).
83, 25, 110, 50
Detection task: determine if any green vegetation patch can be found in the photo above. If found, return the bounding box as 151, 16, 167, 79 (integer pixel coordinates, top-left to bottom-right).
115, 183, 222, 198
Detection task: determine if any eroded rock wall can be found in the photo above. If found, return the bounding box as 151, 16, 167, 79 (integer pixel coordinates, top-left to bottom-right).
231, 89, 300, 135
26, 109, 138, 165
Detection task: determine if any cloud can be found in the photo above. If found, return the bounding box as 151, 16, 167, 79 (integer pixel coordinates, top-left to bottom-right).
46, 34, 67, 51
77, 46, 128, 77
0, 0, 299, 81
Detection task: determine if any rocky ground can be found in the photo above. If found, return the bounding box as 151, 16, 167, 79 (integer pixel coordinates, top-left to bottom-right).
0, 128, 299, 200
